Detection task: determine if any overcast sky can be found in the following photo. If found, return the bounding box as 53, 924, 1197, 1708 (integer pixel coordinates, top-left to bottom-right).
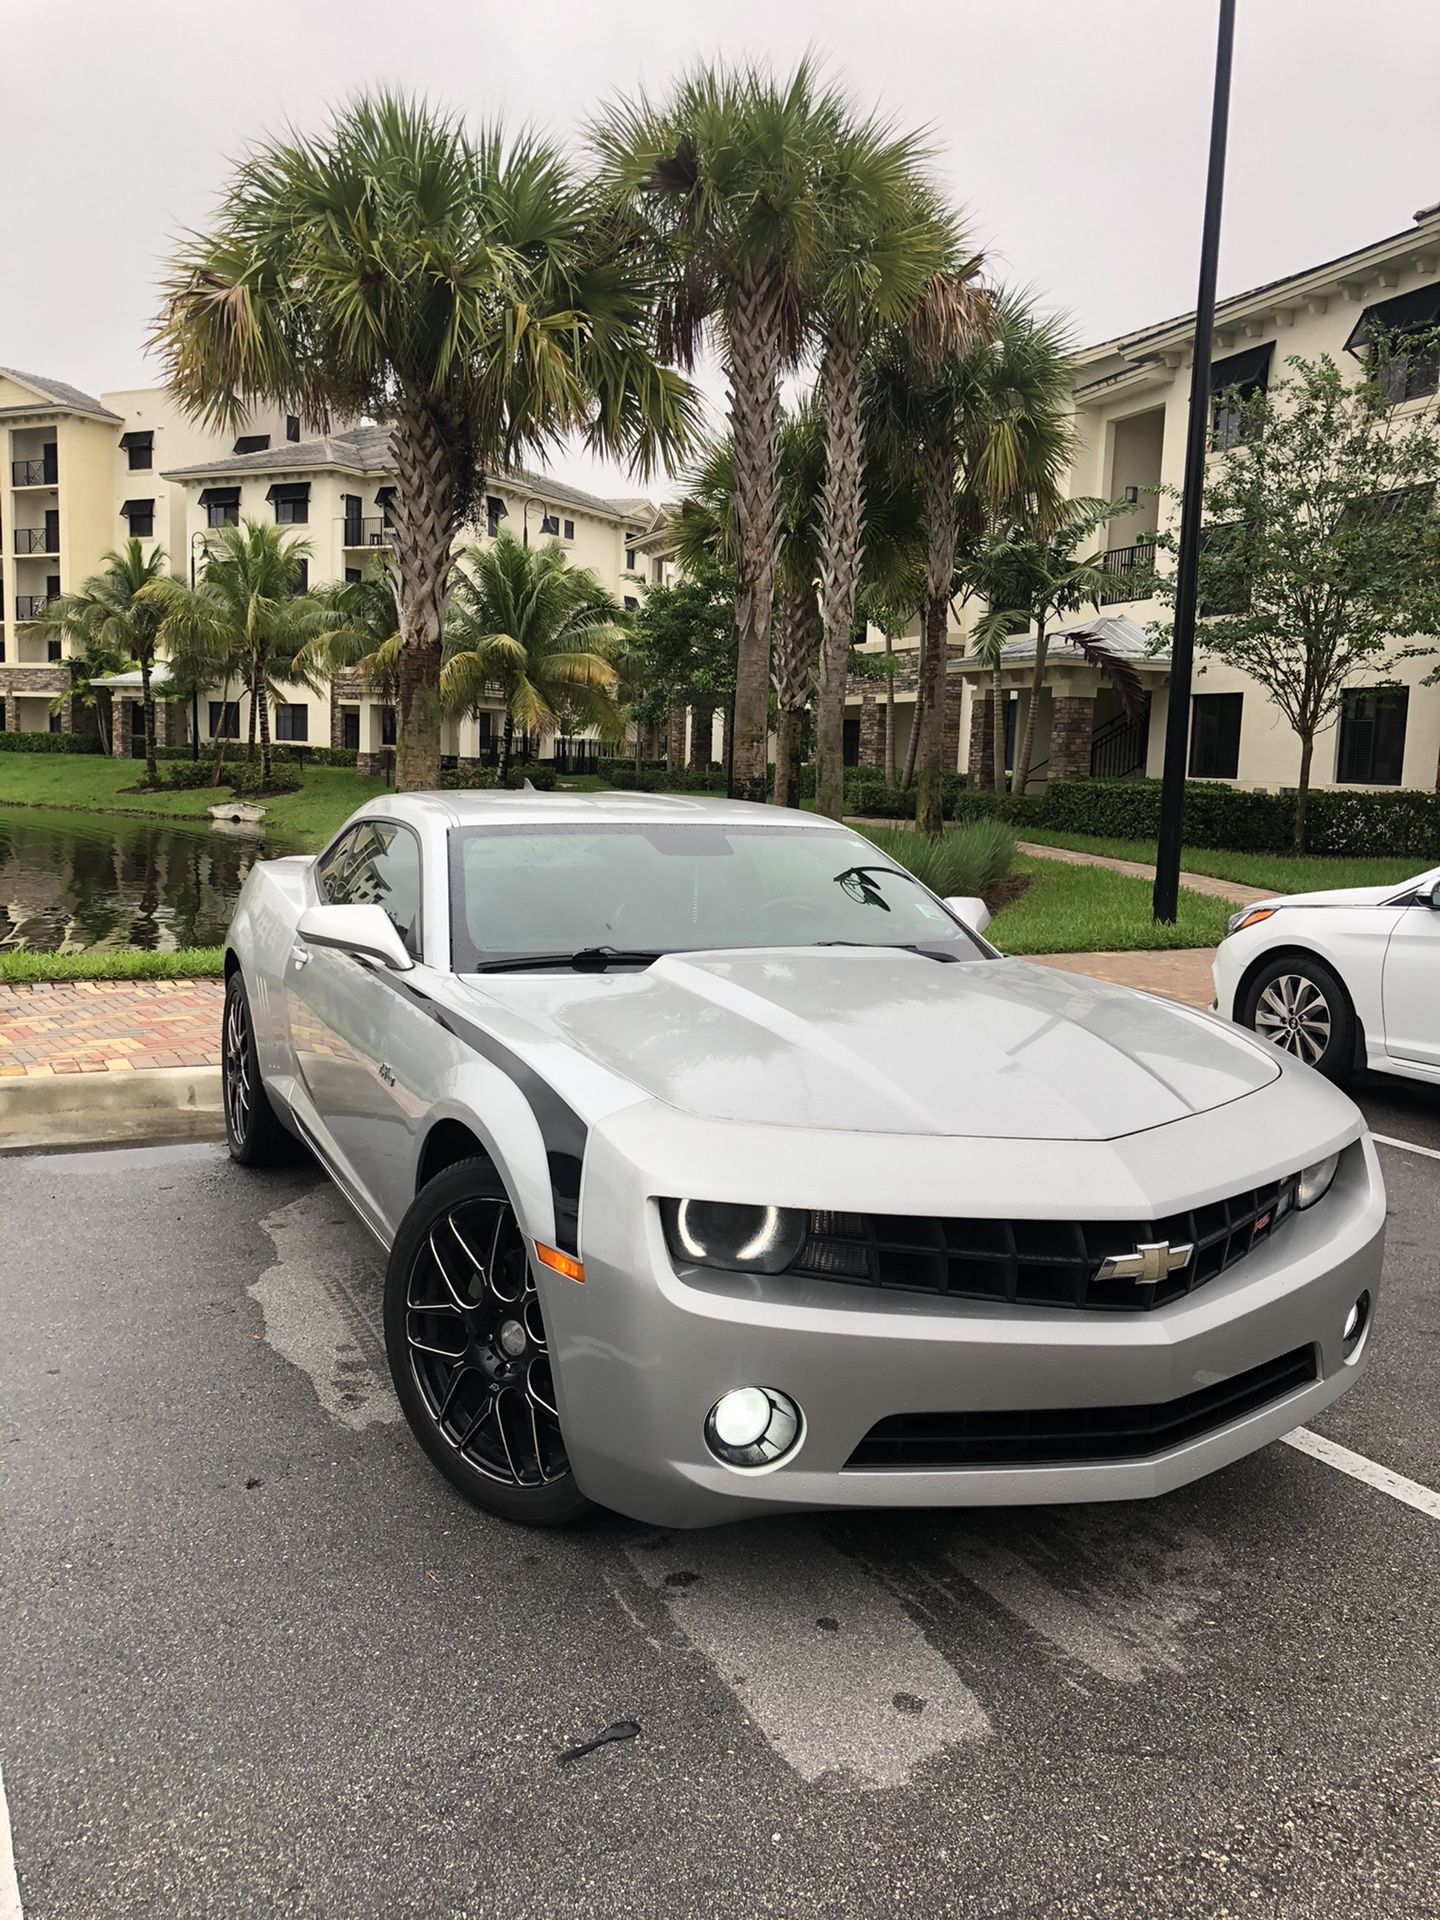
5, 0, 1437, 499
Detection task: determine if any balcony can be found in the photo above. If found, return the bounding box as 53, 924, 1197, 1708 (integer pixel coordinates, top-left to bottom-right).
15, 595, 51, 621
1096, 540, 1156, 607
11, 457, 56, 488
13, 526, 57, 555
343, 518, 393, 548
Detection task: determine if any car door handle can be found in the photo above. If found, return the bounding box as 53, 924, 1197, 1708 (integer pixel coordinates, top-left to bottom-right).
291, 943, 311, 970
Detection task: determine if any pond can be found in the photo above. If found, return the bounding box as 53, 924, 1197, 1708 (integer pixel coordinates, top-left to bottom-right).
0, 807, 292, 953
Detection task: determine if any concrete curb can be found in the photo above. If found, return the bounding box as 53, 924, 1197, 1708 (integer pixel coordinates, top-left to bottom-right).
0, 1066, 224, 1155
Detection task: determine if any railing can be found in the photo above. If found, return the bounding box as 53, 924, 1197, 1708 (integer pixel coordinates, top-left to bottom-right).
14, 596, 50, 621
11, 458, 55, 487
1089, 707, 1150, 780
344, 518, 393, 546
13, 526, 57, 555
552, 740, 604, 775
1096, 540, 1156, 606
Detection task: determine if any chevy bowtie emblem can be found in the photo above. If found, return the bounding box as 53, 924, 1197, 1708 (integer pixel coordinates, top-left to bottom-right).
1096, 1239, 1195, 1285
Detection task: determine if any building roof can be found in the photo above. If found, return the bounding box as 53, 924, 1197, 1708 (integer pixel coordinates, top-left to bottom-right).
0, 367, 122, 421
955, 613, 1169, 671
162, 422, 644, 523
90, 664, 178, 692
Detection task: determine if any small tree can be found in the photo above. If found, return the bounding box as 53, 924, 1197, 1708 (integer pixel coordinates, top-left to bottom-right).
623, 566, 736, 778
1157, 347, 1440, 849
34, 540, 169, 781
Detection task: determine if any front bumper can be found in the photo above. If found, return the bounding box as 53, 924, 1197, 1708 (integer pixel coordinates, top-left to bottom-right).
544, 1095, 1385, 1529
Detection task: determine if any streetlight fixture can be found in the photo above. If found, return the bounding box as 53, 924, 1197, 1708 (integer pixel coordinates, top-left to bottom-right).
1153, 0, 1237, 923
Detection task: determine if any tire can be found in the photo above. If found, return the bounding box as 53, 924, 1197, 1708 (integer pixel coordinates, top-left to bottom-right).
383, 1159, 592, 1527
223, 969, 291, 1166
1240, 953, 1356, 1083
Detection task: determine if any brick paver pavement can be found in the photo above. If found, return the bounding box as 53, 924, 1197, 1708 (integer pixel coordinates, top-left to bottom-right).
0, 978, 225, 1078
0, 944, 1219, 1081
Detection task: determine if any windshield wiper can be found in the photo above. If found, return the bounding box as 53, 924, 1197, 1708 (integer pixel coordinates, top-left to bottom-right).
471, 946, 668, 974
815, 940, 964, 963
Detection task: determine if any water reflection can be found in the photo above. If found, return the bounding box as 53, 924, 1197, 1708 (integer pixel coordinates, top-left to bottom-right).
0, 807, 279, 952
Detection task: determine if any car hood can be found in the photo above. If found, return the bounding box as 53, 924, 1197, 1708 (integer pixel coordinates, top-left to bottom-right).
1256, 874, 1431, 910
457, 949, 1280, 1140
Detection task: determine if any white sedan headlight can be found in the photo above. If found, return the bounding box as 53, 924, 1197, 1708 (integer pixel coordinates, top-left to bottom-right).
1224, 905, 1277, 938
1296, 1152, 1341, 1209
661, 1199, 807, 1274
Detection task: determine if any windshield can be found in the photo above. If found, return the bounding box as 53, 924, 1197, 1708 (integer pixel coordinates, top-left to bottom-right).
448, 821, 986, 970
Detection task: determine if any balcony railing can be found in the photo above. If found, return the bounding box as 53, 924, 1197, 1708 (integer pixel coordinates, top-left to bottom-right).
1096, 540, 1156, 606
10, 458, 56, 487
15, 595, 50, 621
344, 518, 393, 547
13, 526, 57, 555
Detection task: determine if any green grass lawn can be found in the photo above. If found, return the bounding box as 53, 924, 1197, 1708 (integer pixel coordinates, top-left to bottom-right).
0, 946, 224, 984
0, 756, 386, 851
1015, 828, 1422, 896
988, 855, 1230, 955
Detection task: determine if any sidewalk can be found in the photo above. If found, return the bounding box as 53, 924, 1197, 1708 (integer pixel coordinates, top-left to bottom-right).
0, 978, 224, 1078
1026, 947, 1215, 1008
1015, 840, 1271, 906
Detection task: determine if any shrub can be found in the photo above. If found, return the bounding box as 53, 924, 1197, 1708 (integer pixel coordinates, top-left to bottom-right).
504, 763, 558, 791
228, 763, 301, 797
441, 764, 500, 790
604, 764, 725, 794
1038, 778, 1440, 858
857, 818, 1017, 903
0, 731, 104, 754
164, 761, 219, 789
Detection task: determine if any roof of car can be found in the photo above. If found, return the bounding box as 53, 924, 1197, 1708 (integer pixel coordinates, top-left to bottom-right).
359, 790, 850, 831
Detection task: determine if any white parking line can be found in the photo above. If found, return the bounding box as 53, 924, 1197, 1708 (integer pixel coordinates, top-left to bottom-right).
1284, 1428, 1440, 1522
1372, 1133, 1440, 1162
0, 1764, 23, 1920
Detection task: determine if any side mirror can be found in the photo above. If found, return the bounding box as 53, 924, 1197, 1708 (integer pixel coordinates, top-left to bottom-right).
944, 895, 992, 936
1422, 885, 1440, 913
297, 902, 415, 972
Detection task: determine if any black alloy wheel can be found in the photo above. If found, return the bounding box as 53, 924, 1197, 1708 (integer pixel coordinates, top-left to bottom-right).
1240, 953, 1355, 1083
383, 1159, 590, 1526
222, 970, 289, 1166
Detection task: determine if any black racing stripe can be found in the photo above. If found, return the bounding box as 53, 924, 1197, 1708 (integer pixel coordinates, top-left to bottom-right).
371, 969, 588, 1254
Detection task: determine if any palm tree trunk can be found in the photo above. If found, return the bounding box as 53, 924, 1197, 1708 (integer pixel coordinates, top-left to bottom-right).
246, 666, 258, 763
256, 643, 272, 787
814, 332, 866, 822
726, 267, 784, 804
666, 702, 685, 773
900, 677, 923, 791
773, 709, 804, 810
140, 653, 158, 787
771, 577, 820, 809
991, 666, 1007, 797
913, 437, 961, 836
499, 712, 514, 785
1013, 617, 1048, 796
884, 635, 897, 788
191, 691, 200, 763
689, 703, 715, 770
390, 392, 459, 792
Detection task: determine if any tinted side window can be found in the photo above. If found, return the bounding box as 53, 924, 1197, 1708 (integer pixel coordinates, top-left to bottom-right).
320, 821, 423, 956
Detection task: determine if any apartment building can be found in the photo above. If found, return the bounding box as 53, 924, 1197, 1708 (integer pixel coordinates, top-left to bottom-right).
845, 197, 1440, 794
0, 368, 305, 737
162, 426, 657, 769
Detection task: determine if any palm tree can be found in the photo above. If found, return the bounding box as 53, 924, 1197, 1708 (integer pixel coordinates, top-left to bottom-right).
869, 289, 1076, 832
810, 152, 959, 820
154, 93, 696, 793
441, 534, 626, 782
146, 520, 328, 788
34, 540, 169, 782
593, 59, 845, 803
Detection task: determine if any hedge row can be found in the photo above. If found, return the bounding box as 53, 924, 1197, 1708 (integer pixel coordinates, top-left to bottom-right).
0, 732, 105, 755
953, 778, 1440, 857
440, 764, 560, 792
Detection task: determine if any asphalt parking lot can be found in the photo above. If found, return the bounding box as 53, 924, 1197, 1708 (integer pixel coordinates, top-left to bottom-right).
2, 1079, 1438, 1920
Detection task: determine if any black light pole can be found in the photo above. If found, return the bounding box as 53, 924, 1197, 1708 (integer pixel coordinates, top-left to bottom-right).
1153, 0, 1237, 922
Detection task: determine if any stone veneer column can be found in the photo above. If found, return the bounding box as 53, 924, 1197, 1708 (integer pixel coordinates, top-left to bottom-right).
967, 691, 995, 790
941, 667, 966, 771
111, 698, 133, 758
857, 687, 885, 769
1048, 694, 1096, 782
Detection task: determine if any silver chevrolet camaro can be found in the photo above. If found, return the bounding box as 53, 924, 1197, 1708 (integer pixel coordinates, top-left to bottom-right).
222, 791, 1384, 1529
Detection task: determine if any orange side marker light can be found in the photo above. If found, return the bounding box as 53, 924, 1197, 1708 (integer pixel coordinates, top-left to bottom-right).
535, 1242, 585, 1283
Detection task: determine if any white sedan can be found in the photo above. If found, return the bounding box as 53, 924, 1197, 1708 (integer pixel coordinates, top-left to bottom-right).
1213, 864, 1440, 1084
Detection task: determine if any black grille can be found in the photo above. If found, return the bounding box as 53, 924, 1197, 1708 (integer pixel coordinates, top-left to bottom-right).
845, 1345, 1318, 1471
791, 1178, 1295, 1312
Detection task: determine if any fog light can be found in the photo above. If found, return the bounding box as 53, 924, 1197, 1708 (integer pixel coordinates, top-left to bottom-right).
1342, 1290, 1372, 1361
704, 1387, 803, 1471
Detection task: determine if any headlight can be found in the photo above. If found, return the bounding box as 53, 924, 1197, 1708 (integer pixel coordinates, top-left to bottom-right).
1296, 1152, 1340, 1209
1225, 905, 1276, 937
660, 1199, 807, 1274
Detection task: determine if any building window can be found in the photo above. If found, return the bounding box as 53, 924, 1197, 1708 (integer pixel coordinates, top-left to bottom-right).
625, 546, 638, 569
345, 567, 362, 584
200, 486, 240, 528
267, 482, 310, 526
292, 558, 309, 595
539, 512, 560, 537
120, 499, 155, 539
208, 700, 240, 739
1209, 344, 1272, 450
120, 430, 153, 471
623, 594, 639, 612
286, 415, 301, 442
1188, 692, 1243, 779
381, 706, 397, 747
341, 708, 360, 751
652, 558, 664, 584
1345, 283, 1440, 405
274, 702, 308, 742
486, 496, 507, 538
233, 434, 270, 455
342, 494, 363, 546
1336, 686, 1408, 786
563, 518, 575, 540
49, 710, 62, 734
48, 639, 63, 663
1375, 339, 1440, 406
